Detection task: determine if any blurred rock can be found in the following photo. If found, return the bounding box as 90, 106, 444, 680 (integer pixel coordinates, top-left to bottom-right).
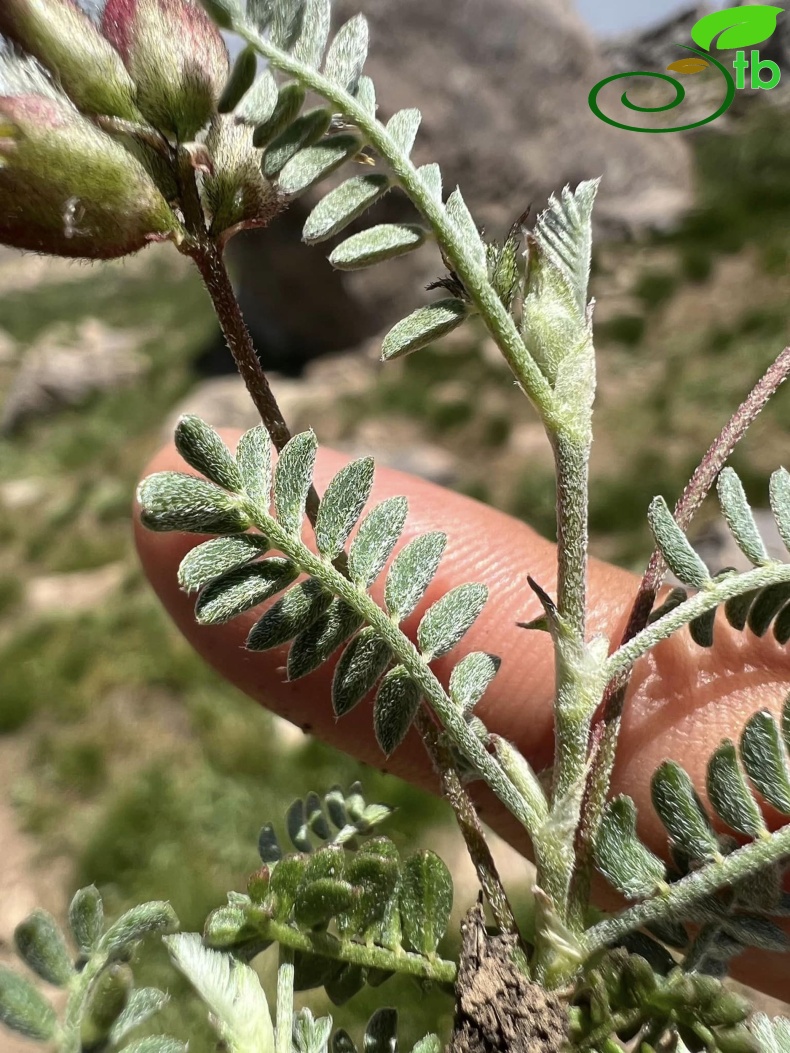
0, 320, 147, 434
229, 0, 692, 370
0, 329, 16, 365
26, 564, 126, 615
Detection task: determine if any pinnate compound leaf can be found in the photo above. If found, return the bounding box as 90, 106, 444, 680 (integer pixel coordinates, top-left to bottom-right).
647, 496, 711, 588
348, 496, 408, 588
324, 14, 368, 92
236, 425, 272, 506
690, 6, 783, 51
288, 599, 363, 680
330, 224, 426, 271
279, 135, 362, 197
316, 457, 375, 559
594, 795, 666, 899
303, 174, 390, 243
110, 988, 170, 1046
179, 536, 269, 593
264, 109, 332, 178
770, 467, 790, 553
651, 761, 720, 863
740, 710, 790, 814
196, 558, 298, 625
219, 47, 257, 113
449, 651, 500, 713
138, 473, 251, 534
385, 531, 447, 622
293, 0, 331, 67
69, 884, 104, 956
386, 109, 421, 156
14, 911, 74, 987
717, 468, 770, 566
445, 188, 486, 268
399, 851, 452, 956
417, 582, 488, 659
274, 430, 318, 535
246, 76, 298, 138
247, 579, 331, 651
418, 163, 442, 204
381, 300, 467, 361
364, 1010, 399, 1053
373, 666, 422, 755
332, 628, 391, 716
0, 968, 56, 1039
165, 933, 274, 1053
175, 416, 243, 491
707, 739, 766, 837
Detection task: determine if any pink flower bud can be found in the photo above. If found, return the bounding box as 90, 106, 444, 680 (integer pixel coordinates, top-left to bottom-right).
0, 90, 182, 259
0, 0, 140, 120
102, 0, 229, 140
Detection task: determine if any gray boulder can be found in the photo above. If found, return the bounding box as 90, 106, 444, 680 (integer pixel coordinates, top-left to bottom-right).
228, 0, 692, 370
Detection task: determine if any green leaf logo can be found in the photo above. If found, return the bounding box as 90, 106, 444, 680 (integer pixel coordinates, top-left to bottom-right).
691, 6, 783, 51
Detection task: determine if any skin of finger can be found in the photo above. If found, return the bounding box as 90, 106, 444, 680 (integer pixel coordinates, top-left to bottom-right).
134, 432, 790, 998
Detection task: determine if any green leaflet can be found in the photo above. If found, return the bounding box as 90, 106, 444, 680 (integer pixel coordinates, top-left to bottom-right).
384, 531, 446, 621
303, 174, 390, 243
647, 495, 711, 589
417, 163, 442, 204
740, 710, 790, 814
381, 299, 468, 361
178, 535, 270, 593
292, 0, 331, 67
138, 472, 251, 534
247, 579, 332, 651
99, 902, 179, 957
287, 599, 363, 680
651, 761, 720, 864
706, 740, 766, 838
14, 911, 74, 987
373, 666, 422, 755
263, 108, 333, 177
329, 224, 426, 270
416, 582, 488, 659
236, 424, 273, 507
234, 69, 282, 128
717, 468, 770, 567
353, 75, 376, 115
195, 558, 298, 625
398, 851, 452, 956
332, 628, 391, 716
278, 134, 362, 197
448, 651, 500, 713
594, 796, 667, 900
274, 429, 318, 535
315, 456, 375, 559
0, 967, 57, 1039
386, 108, 420, 156
270, 0, 306, 49
444, 188, 485, 268
219, 47, 257, 114
68, 884, 104, 957
348, 496, 408, 588
109, 988, 171, 1047
323, 14, 368, 93
770, 467, 790, 552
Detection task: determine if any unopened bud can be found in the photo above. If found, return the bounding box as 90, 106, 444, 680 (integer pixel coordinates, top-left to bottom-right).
103, 0, 229, 140
0, 0, 140, 120
0, 90, 182, 259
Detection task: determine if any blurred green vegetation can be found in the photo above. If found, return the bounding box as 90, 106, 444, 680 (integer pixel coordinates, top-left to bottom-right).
2, 100, 790, 1043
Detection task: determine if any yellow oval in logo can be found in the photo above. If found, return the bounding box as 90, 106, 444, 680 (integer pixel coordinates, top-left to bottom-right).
666, 58, 711, 75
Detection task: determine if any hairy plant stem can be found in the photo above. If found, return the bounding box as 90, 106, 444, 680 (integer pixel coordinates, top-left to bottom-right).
275, 946, 295, 1053
236, 24, 560, 433
571, 347, 790, 919
583, 822, 790, 954
414, 707, 521, 942
60, 949, 112, 1053
240, 495, 542, 840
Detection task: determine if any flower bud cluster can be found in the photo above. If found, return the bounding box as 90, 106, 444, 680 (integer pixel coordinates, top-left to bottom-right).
0, 0, 279, 258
